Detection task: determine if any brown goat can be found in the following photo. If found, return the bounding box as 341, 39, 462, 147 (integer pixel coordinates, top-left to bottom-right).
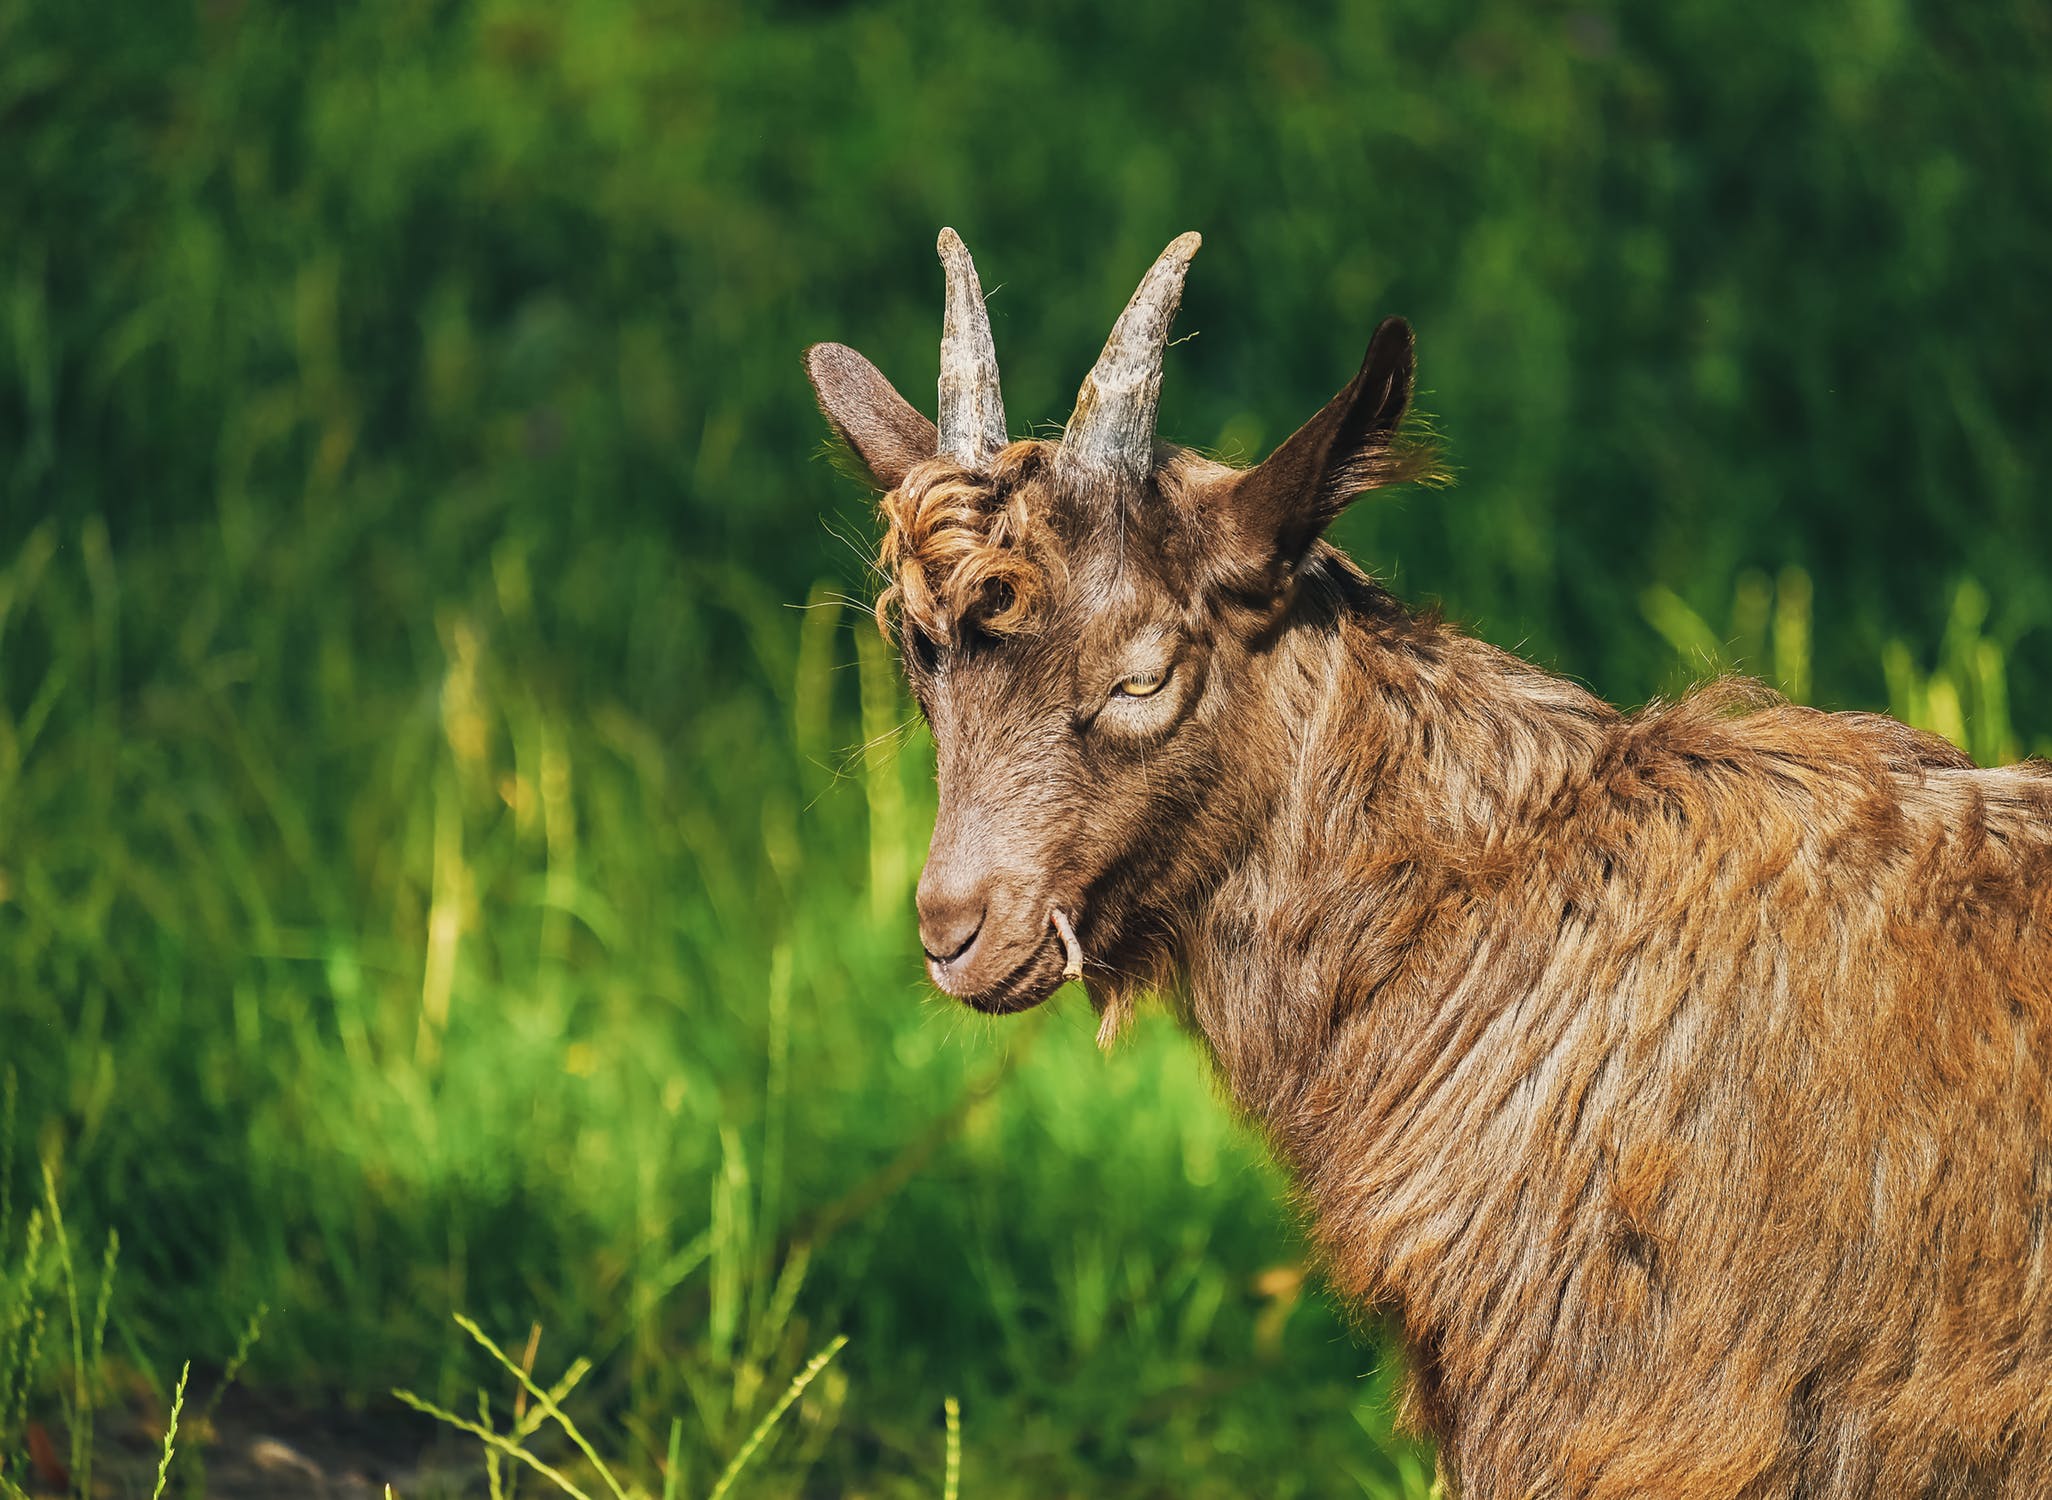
806, 231, 2052, 1498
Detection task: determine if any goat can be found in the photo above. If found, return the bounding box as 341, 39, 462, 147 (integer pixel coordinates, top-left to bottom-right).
805, 229, 2052, 1498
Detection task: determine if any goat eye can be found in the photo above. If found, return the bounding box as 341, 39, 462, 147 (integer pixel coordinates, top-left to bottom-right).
1112, 669, 1168, 699
906, 628, 942, 675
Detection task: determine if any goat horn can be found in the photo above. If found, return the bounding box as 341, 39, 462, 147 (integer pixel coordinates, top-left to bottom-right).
1056, 231, 1202, 490
936, 228, 1007, 468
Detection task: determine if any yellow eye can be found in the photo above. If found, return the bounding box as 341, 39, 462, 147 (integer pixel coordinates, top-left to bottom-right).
1114, 670, 1167, 698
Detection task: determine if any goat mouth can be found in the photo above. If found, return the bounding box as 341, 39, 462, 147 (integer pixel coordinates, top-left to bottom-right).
929, 924, 1072, 1016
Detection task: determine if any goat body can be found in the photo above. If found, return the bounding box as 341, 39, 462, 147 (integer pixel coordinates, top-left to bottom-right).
807, 229, 2052, 1497
1193, 560, 2052, 1497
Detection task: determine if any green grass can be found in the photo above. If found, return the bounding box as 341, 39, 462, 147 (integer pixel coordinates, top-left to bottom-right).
0, 1113, 123, 1500
0, 513, 1437, 1496
1, 0, 2049, 1494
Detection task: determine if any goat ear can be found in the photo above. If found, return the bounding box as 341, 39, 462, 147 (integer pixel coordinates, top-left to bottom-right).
805, 343, 938, 491
1218, 317, 1418, 580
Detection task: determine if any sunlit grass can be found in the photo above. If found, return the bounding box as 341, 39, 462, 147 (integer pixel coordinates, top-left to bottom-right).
1646, 567, 2046, 763
0, 509, 1414, 1495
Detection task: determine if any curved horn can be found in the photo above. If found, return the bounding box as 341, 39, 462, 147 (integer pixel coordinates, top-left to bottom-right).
936, 228, 1007, 468
1056, 231, 1201, 489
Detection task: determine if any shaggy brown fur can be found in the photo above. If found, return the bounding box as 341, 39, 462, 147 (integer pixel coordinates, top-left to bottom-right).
808, 310, 2052, 1497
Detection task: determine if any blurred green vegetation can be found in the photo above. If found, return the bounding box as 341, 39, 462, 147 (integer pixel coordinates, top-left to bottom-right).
1, 0, 2047, 1494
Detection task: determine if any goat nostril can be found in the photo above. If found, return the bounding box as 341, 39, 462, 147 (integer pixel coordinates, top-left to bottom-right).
920, 906, 985, 965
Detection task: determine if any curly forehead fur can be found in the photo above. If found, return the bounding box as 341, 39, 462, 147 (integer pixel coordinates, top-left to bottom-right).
874, 441, 1241, 640
874, 440, 1060, 641
874, 436, 1439, 642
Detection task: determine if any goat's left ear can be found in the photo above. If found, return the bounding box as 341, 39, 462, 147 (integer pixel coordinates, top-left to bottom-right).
805, 342, 939, 492
1214, 317, 1419, 584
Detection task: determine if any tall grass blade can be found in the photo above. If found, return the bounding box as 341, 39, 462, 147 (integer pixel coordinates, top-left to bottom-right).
196, 1303, 266, 1433
748, 1244, 811, 1372
746, 944, 793, 1354
81, 1229, 118, 1500
392, 1387, 593, 1500
709, 1128, 750, 1375
1773, 567, 1813, 704
0, 1069, 14, 1258
855, 625, 908, 923
10, 1306, 47, 1467
703, 1334, 848, 1500
663, 1417, 684, 1500
793, 584, 844, 786
1882, 640, 1925, 731
1639, 586, 1723, 672
1729, 570, 1773, 672
943, 1396, 960, 1500
149, 1362, 189, 1500
513, 1354, 594, 1442
479, 1392, 506, 1500
453, 1314, 627, 1500
3, 1210, 48, 1465
39, 1163, 88, 1499
1975, 638, 2018, 766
